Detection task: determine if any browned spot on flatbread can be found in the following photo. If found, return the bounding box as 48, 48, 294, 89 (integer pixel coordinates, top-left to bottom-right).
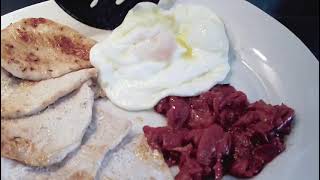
53, 35, 90, 61
134, 137, 168, 171
69, 171, 94, 180
1, 134, 48, 166
26, 52, 40, 63
19, 80, 38, 87
4, 43, 14, 55
85, 145, 109, 156
17, 28, 33, 43
27, 18, 47, 28
135, 137, 162, 162
10, 58, 20, 64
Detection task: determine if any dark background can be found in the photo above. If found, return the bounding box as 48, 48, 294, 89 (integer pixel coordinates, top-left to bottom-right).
1, 0, 319, 60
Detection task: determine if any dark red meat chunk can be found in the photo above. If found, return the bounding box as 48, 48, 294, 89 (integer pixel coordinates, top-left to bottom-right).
144, 84, 295, 180
163, 97, 190, 129
188, 98, 213, 129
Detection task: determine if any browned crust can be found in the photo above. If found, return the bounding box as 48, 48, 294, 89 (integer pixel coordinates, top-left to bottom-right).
69, 171, 94, 180
134, 136, 169, 171
1, 127, 49, 167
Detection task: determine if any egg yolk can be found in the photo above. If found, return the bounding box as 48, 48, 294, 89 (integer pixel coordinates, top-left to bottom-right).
176, 34, 193, 59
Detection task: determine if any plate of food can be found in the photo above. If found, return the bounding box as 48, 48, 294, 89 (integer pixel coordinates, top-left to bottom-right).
1, 0, 319, 180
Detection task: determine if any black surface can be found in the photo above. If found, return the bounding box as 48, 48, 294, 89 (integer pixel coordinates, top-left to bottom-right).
55, 0, 159, 30
1, 0, 319, 60
247, 0, 319, 60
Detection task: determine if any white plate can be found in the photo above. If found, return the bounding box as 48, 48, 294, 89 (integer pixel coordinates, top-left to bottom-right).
1, 0, 319, 179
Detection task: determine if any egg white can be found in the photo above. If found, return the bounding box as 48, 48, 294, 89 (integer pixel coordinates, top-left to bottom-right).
90, 2, 230, 110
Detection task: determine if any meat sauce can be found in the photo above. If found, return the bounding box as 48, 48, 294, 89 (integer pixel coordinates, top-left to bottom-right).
143, 84, 294, 180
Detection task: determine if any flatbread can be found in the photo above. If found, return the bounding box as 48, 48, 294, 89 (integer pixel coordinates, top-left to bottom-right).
53, 99, 131, 180
1, 68, 97, 119
1, 18, 96, 80
1, 81, 94, 167
1, 99, 131, 180
99, 134, 174, 180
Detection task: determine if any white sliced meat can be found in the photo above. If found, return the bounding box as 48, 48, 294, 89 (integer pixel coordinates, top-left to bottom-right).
1, 18, 96, 80
99, 134, 174, 180
1, 68, 97, 119
1, 99, 131, 180
1, 81, 94, 167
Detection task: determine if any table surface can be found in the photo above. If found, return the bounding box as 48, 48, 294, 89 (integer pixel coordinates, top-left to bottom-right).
1, 0, 319, 60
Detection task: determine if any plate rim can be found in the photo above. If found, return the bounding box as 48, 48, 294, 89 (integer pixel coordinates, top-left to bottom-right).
1, 1, 319, 179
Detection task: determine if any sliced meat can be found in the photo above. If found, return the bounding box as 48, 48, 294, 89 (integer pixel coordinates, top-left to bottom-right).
1, 68, 97, 119
1, 18, 96, 80
1, 81, 94, 167
1, 99, 131, 180
99, 134, 174, 180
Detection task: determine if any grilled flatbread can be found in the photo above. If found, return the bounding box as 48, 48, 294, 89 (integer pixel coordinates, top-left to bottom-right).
1, 81, 94, 167
53, 99, 131, 180
1, 18, 96, 80
1, 68, 97, 119
1, 99, 131, 180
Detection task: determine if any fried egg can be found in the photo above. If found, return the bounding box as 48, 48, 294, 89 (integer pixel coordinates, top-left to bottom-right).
90, 2, 230, 110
